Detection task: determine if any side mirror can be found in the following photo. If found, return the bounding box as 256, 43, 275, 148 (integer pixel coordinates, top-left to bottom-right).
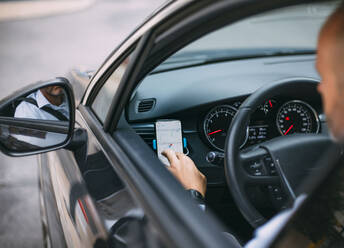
0, 77, 75, 156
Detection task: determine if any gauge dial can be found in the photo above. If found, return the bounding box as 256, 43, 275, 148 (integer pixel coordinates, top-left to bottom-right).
276, 100, 320, 136
203, 105, 246, 151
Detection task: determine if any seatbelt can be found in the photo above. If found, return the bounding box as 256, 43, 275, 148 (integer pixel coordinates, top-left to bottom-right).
19, 97, 68, 121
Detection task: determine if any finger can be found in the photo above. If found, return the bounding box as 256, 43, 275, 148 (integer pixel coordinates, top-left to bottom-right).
162, 149, 179, 166
176, 152, 185, 160
183, 155, 193, 163
177, 153, 193, 166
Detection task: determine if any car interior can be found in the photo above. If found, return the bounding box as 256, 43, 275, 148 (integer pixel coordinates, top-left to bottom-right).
120, 1, 339, 244
1, 1, 342, 247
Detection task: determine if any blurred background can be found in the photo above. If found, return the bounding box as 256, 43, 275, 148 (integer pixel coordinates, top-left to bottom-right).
0, 0, 163, 246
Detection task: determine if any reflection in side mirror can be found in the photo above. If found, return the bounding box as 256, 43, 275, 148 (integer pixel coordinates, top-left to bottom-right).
0, 78, 75, 155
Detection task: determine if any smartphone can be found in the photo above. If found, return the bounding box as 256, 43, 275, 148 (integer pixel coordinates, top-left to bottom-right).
155, 120, 183, 166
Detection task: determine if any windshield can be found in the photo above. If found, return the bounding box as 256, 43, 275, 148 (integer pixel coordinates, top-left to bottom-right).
156, 2, 339, 72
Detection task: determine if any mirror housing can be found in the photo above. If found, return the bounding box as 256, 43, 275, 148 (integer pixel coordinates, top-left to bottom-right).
0, 77, 75, 156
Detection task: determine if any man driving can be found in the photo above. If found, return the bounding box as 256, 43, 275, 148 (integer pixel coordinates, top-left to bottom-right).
15, 86, 69, 121
12, 86, 69, 148
162, 2, 344, 247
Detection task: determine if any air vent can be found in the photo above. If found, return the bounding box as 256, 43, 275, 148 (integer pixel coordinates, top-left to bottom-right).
131, 123, 155, 147
137, 99, 155, 113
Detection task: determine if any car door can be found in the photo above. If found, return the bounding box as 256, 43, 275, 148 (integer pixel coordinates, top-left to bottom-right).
41, 0, 324, 248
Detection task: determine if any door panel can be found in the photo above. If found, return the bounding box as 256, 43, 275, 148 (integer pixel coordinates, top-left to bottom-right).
46, 149, 108, 248
46, 106, 152, 248
40, 109, 114, 247
76, 105, 178, 248
39, 153, 67, 248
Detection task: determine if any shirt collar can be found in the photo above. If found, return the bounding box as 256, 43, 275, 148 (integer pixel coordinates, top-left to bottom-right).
36, 90, 52, 108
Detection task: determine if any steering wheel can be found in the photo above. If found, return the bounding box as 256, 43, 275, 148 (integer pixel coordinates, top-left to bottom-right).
225, 78, 341, 228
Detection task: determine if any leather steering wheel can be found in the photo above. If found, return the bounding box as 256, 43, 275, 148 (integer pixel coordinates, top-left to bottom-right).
225, 78, 341, 228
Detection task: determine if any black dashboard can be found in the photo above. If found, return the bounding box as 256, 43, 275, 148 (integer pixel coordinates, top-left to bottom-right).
201, 97, 323, 151
126, 54, 328, 184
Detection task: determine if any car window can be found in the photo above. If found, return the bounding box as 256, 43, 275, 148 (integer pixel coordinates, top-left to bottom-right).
154, 2, 338, 73
92, 54, 132, 123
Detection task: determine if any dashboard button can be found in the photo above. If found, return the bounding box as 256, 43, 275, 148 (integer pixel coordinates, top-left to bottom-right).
206, 151, 224, 166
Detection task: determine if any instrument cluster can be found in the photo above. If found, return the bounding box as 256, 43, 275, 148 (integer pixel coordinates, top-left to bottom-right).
202, 98, 320, 151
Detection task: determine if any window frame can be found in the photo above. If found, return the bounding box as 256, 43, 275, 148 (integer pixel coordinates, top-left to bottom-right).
90, 46, 136, 123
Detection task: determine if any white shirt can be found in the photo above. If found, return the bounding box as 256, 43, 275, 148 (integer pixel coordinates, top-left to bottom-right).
12, 90, 69, 148
14, 89, 69, 120
245, 194, 307, 248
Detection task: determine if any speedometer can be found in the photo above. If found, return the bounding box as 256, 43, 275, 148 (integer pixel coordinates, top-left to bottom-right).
276, 100, 320, 136
203, 105, 247, 151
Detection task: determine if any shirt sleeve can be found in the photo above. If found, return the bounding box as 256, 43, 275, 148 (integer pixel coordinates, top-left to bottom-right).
244, 195, 307, 248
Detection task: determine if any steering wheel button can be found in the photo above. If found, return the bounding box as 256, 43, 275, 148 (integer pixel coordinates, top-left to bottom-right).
253, 170, 263, 176
249, 162, 261, 169
271, 186, 283, 196
246, 161, 266, 176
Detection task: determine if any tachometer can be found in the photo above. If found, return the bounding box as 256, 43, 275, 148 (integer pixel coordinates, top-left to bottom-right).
203, 105, 247, 151
276, 100, 320, 136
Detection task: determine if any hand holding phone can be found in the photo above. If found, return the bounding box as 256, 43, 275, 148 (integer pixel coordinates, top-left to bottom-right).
155, 120, 183, 166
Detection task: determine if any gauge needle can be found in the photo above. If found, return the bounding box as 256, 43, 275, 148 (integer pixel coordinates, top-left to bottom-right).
208, 129, 222, 136
284, 125, 294, 135
269, 100, 273, 108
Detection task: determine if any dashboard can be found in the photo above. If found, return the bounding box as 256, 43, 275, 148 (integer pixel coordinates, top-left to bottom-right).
202, 98, 321, 151
126, 54, 328, 184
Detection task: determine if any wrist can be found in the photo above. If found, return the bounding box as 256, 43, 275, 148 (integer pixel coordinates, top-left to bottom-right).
187, 189, 206, 211
186, 184, 206, 198
187, 189, 205, 202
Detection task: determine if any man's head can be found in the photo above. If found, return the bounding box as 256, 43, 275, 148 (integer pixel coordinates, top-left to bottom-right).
40, 86, 64, 106
41, 86, 64, 97
317, 2, 344, 142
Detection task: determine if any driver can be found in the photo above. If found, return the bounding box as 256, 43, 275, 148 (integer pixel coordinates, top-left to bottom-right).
12, 86, 70, 148
162, 2, 344, 247
15, 86, 69, 121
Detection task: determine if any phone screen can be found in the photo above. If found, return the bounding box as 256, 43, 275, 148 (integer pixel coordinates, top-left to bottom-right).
155, 120, 183, 166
